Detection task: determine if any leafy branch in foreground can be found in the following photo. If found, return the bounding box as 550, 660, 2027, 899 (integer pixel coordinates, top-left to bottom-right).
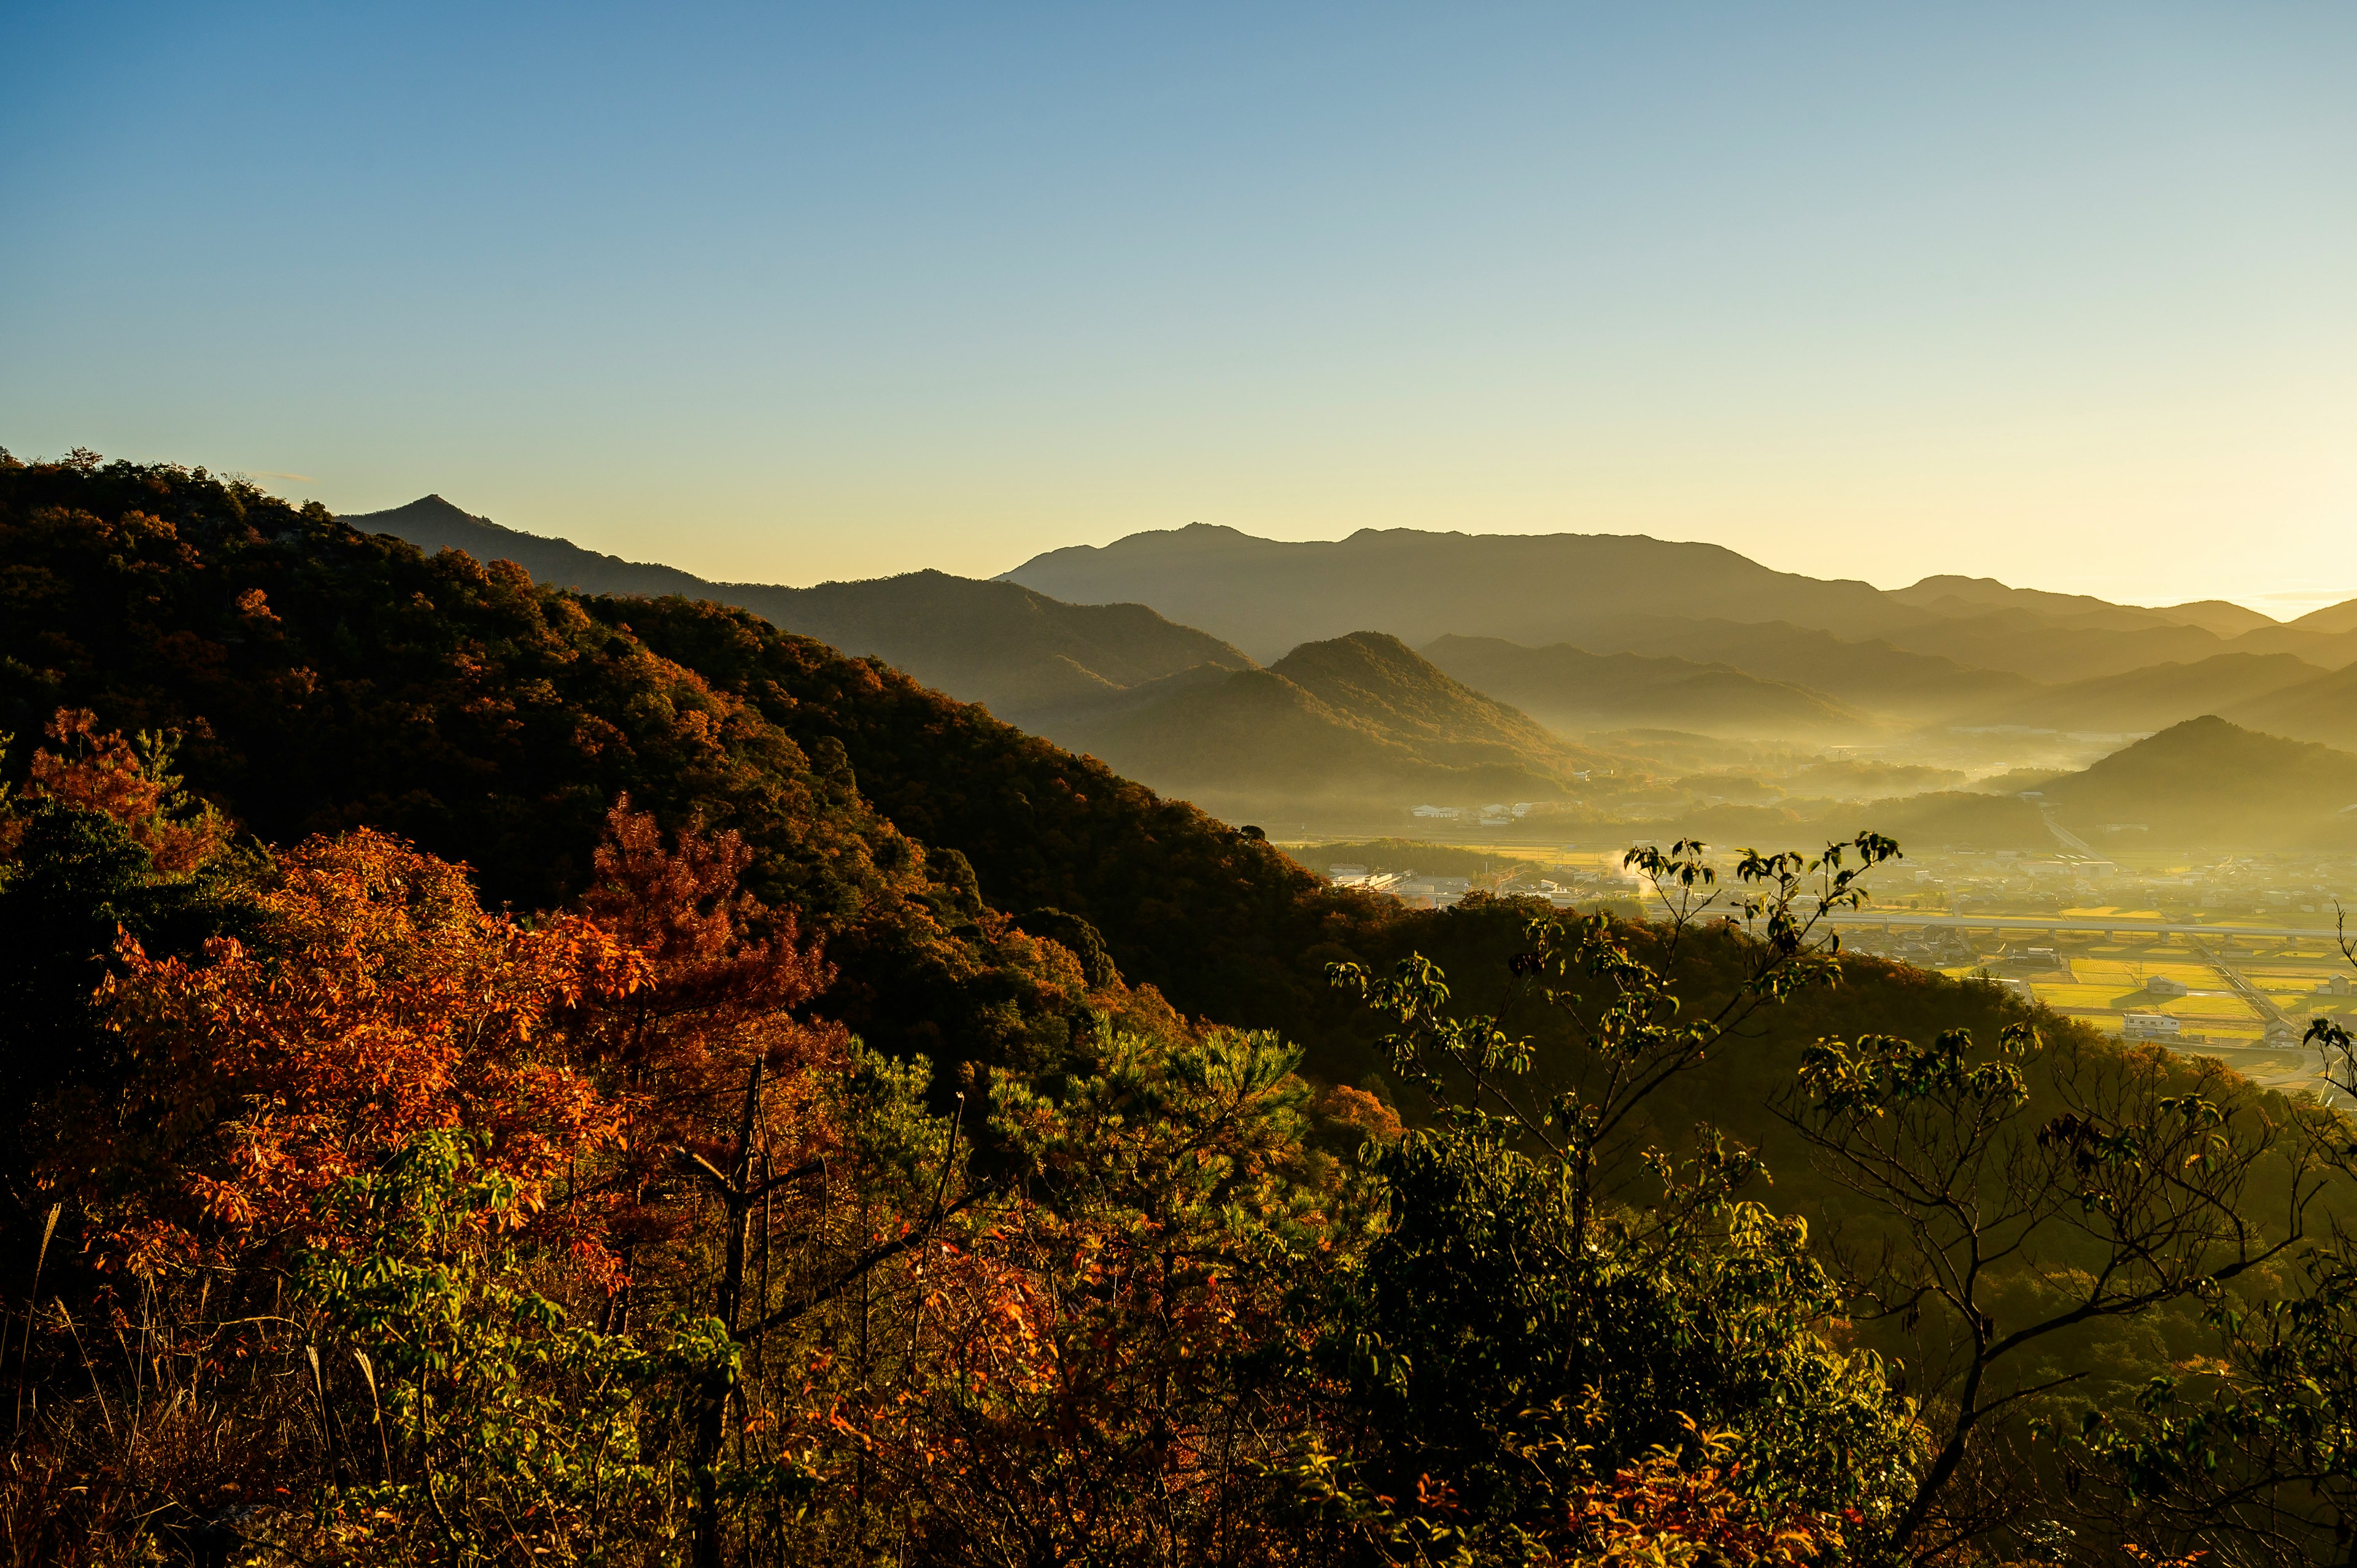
1787, 1019, 2325, 1559
1305, 836, 1924, 1564
1329, 833, 1898, 1227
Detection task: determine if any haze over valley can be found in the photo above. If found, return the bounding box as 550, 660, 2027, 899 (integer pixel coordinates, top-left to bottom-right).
14, 8, 2357, 1561
349, 494, 2357, 841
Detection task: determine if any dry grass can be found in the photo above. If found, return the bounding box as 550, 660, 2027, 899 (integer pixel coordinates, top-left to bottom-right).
4, 1277, 328, 1568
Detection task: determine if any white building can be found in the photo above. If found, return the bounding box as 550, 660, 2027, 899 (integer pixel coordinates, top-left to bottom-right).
2121, 1013, 2181, 1040
1393, 875, 1473, 910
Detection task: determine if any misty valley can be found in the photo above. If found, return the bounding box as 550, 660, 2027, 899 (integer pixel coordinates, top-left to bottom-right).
11, 457, 2357, 1567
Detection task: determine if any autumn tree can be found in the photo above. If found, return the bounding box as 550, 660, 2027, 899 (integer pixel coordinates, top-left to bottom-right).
87, 828, 638, 1278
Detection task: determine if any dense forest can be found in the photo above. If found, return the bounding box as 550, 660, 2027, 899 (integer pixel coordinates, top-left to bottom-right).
7, 450, 2357, 1566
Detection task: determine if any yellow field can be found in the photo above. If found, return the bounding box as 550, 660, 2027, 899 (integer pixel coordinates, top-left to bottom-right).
2033, 983, 2134, 1010
2065, 957, 2219, 993
2166, 994, 2261, 1022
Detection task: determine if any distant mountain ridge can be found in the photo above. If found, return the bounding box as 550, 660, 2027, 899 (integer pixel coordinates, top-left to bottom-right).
343, 496, 1251, 723
1419, 635, 1873, 740
344, 499, 2357, 823
1000, 523, 2357, 695
1889, 575, 2276, 637
1001, 523, 1932, 662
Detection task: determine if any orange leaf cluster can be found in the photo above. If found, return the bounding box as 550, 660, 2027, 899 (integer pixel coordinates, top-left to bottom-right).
95, 828, 643, 1275
18, 708, 225, 873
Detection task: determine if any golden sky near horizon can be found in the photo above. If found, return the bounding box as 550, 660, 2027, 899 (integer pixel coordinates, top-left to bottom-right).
6, 5, 2352, 614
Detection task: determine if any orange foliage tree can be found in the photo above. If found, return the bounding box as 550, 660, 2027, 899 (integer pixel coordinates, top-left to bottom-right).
15, 708, 227, 874
575, 798, 847, 1198
88, 829, 643, 1277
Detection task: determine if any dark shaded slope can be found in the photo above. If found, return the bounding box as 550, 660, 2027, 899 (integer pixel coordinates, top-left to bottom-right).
343, 495, 717, 599
3, 457, 1394, 1062
346, 498, 1252, 725
738, 569, 1253, 723
1421, 635, 1870, 738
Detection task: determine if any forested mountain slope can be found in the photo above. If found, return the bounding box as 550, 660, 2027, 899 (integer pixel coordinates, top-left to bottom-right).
6, 457, 1393, 1065
345, 496, 1253, 728
19, 455, 2357, 1567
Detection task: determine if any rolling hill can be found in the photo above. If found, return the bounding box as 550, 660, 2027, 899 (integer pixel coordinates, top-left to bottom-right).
1271, 632, 1568, 756
1419, 635, 1872, 739
1547, 615, 2038, 720
343, 497, 1253, 725
2220, 662, 2357, 752
2288, 595, 2357, 636
1960, 652, 2326, 735
1055, 632, 1600, 819
2042, 716, 2357, 848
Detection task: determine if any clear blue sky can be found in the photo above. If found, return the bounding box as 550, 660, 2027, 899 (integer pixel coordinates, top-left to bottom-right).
6, 2, 2353, 611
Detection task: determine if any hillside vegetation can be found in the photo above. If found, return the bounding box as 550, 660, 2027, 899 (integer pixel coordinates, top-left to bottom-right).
10, 459, 1402, 1068
346, 496, 1255, 729
14, 453, 2357, 1566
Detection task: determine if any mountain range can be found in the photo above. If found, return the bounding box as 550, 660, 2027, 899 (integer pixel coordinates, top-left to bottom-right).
1419, 635, 1873, 741
341, 498, 2357, 836
344, 497, 1248, 724
344, 501, 1598, 818
999, 524, 2357, 681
